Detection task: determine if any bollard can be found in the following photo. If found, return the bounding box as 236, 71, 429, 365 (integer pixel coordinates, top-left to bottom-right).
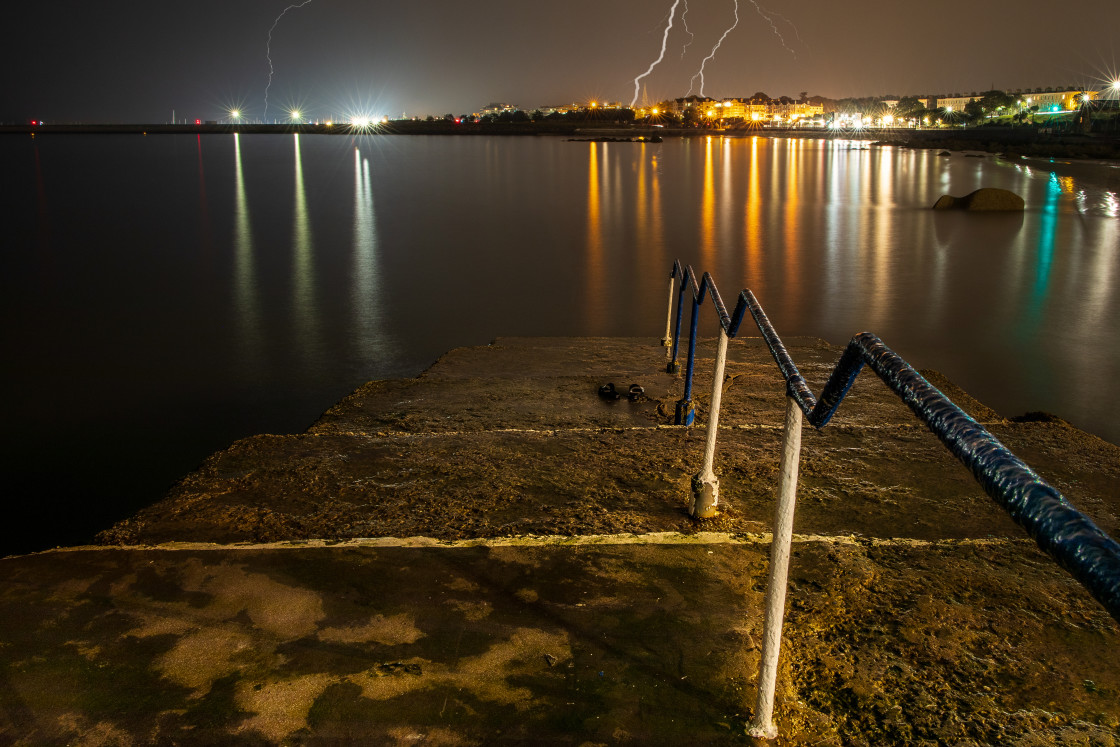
748, 396, 804, 740
663, 275, 675, 351
690, 327, 729, 517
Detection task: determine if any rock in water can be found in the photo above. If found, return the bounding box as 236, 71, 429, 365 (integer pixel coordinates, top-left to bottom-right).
933, 188, 1025, 211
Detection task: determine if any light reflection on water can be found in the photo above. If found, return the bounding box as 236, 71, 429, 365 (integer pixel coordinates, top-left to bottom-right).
233, 133, 261, 370
352, 147, 385, 360
2, 133, 1119, 554
292, 134, 317, 365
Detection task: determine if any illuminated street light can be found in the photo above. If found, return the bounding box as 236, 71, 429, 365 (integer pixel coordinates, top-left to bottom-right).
230, 109, 241, 122
290, 109, 302, 123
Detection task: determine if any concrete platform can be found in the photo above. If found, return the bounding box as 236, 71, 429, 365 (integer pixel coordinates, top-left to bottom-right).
3, 536, 1118, 745
3, 337, 1119, 744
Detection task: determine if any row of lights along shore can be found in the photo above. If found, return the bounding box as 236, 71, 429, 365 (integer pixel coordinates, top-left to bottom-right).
225, 79, 1120, 127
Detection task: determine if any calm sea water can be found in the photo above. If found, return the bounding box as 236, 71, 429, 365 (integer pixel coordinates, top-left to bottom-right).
3, 133, 1118, 555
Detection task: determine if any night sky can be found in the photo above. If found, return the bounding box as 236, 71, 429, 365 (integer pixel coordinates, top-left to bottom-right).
4, 0, 1118, 123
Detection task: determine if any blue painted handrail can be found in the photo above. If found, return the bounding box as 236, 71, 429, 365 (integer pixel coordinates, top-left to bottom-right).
666, 262, 1120, 622
667, 262, 732, 424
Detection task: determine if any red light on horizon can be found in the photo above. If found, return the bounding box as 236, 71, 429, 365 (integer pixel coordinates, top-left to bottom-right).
195, 119, 201, 125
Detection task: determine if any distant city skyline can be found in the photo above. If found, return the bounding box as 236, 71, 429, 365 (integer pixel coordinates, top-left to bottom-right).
4, 0, 1118, 123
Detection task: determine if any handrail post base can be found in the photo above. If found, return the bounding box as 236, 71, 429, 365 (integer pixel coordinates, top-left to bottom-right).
666, 361, 680, 375
661, 336, 672, 348
690, 473, 719, 518
675, 399, 695, 426
747, 724, 778, 740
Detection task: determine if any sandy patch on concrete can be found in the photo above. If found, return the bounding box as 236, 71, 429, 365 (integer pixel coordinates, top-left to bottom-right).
157, 628, 254, 692
353, 629, 570, 709
177, 558, 324, 638
319, 613, 425, 646
445, 599, 492, 622
235, 673, 336, 742
385, 725, 477, 746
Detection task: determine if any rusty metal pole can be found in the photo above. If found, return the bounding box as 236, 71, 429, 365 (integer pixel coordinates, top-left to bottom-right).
748, 395, 804, 739
691, 327, 729, 517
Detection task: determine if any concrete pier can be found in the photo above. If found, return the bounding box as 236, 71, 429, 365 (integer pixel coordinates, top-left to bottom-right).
2, 338, 1118, 744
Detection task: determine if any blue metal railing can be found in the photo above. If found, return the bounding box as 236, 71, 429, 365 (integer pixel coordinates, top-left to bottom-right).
664, 261, 1120, 623
667, 261, 732, 424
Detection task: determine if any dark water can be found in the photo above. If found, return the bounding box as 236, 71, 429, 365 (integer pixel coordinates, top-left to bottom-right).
3, 133, 1119, 555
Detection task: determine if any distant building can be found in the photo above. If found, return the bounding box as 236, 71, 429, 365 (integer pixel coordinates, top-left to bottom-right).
667, 96, 717, 115
922, 88, 1096, 113
695, 98, 822, 124
769, 101, 824, 123
1008, 87, 1097, 111
932, 93, 983, 113
480, 103, 519, 117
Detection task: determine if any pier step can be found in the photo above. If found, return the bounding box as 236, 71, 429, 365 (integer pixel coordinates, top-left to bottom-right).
98, 338, 1119, 548
311, 337, 1003, 435
18, 337, 1120, 744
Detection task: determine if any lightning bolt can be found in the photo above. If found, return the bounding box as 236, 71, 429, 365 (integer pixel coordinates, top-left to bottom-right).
264, 0, 315, 122
747, 0, 797, 58
631, 0, 681, 107
690, 0, 740, 98
679, 0, 695, 59
760, 6, 804, 47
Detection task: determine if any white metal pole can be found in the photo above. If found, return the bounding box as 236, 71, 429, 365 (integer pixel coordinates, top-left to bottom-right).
691, 327, 729, 518
748, 395, 804, 739
663, 275, 675, 351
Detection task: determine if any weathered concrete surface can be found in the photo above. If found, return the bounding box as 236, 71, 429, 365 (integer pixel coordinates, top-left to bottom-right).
2, 537, 1118, 745
99, 338, 1116, 546
3, 337, 1119, 744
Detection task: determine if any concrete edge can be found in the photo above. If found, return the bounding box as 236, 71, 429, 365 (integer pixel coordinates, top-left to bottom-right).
25, 531, 1032, 557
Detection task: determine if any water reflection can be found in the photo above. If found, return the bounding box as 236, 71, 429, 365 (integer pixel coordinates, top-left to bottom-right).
196, 135, 211, 254
781, 139, 802, 311
649, 148, 666, 283
292, 134, 317, 357
585, 143, 605, 329
352, 147, 386, 360
1030, 174, 1062, 321
33, 144, 50, 254
865, 152, 895, 330
1103, 192, 1119, 218
744, 137, 762, 285
720, 138, 733, 253
700, 137, 716, 266
232, 134, 261, 363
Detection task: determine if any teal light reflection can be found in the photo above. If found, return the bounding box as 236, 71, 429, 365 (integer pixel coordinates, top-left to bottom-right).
1032, 174, 1062, 309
